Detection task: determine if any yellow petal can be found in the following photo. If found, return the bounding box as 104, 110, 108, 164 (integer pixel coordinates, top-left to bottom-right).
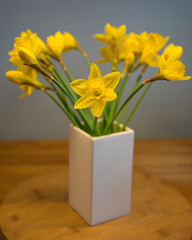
100, 46, 113, 59
63, 32, 79, 52
88, 63, 102, 80
117, 25, 126, 39
102, 89, 117, 101
47, 31, 64, 60
103, 72, 120, 89
105, 23, 114, 37
163, 44, 183, 60
93, 34, 109, 44
74, 95, 95, 109
19, 86, 34, 99
91, 100, 106, 117
70, 79, 87, 96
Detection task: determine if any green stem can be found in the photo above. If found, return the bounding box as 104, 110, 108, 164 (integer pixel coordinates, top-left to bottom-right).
53, 79, 75, 104
52, 69, 74, 101
84, 55, 91, 68
115, 73, 130, 110
122, 82, 152, 131
44, 90, 79, 127
93, 117, 98, 136
115, 65, 147, 129
49, 81, 71, 113
52, 77, 92, 133
103, 83, 145, 135
132, 65, 147, 91
65, 69, 74, 83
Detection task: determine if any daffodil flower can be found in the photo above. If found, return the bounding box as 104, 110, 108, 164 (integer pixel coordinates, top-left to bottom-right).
63, 32, 79, 52
158, 54, 191, 81
6, 70, 51, 98
70, 63, 120, 117
158, 46, 191, 81
9, 29, 50, 73
138, 33, 169, 67
148, 33, 169, 52
94, 23, 127, 47
47, 31, 65, 61
143, 44, 191, 83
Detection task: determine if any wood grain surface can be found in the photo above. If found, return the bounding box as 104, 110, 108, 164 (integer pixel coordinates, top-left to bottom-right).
0, 168, 192, 240
0, 139, 192, 239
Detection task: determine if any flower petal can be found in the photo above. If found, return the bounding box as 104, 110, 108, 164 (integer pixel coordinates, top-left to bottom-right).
117, 25, 126, 39
91, 100, 106, 117
105, 23, 114, 36
163, 44, 183, 60
74, 95, 95, 109
102, 89, 117, 101
70, 79, 87, 96
88, 63, 102, 80
93, 34, 109, 44
103, 72, 120, 89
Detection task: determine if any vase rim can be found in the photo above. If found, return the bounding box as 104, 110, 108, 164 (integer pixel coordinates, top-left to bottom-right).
70, 123, 134, 140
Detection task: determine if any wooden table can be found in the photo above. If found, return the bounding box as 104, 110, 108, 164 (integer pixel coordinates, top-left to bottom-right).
0, 140, 192, 239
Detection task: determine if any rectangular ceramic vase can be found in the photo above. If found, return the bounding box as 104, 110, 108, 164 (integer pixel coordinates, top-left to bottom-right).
69, 124, 134, 226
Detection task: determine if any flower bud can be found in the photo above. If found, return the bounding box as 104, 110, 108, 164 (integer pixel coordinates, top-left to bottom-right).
18, 47, 38, 65
6, 70, 27, 84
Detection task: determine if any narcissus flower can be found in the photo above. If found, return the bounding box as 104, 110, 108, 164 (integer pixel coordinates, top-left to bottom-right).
158, 44, 191, 81
138, 33, 169, 67
70, 63, 120, 117
139, 44, 159, 67
148, 33, 169, 52
143, 44, 191, 83
9, 29, 49, 73
6, 70, 50, 98
63, 32, 79, 52
94, 23, 127, 46
47, 31, 65, 61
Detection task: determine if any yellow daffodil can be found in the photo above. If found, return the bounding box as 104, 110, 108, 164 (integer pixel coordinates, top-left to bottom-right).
137, 33, 169, 68
158, 44, 191, 81
6, 70, 50, 98
47, 31, 65, 61
132, 32, 149, 53
70, 63, 120, 117
9, 29, 49, 73
126, 32, 147, 54
94, 23, 127, 47
148, 33, 169, 52
143, 44, 191, 83
139, 44, 159, 67
118, 38, 136, 74
63, 32, 79, 52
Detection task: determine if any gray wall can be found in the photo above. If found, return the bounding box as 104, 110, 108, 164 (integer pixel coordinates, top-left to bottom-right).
0, 0, 192, 139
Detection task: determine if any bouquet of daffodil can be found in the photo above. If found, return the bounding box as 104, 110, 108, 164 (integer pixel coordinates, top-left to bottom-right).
6, 24, 191, 136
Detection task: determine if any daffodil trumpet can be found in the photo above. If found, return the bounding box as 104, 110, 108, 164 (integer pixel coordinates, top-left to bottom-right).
6, 26, 191, 136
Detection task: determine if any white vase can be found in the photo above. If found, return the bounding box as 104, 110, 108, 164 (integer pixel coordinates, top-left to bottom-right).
68, 124, 135, 226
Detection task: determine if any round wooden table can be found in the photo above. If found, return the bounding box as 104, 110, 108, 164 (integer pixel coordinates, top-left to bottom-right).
0, 167, 192, 240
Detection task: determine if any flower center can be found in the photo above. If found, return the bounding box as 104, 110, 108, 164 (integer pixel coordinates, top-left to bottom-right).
94, 88, 102, 97
87, 78, 104, 98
